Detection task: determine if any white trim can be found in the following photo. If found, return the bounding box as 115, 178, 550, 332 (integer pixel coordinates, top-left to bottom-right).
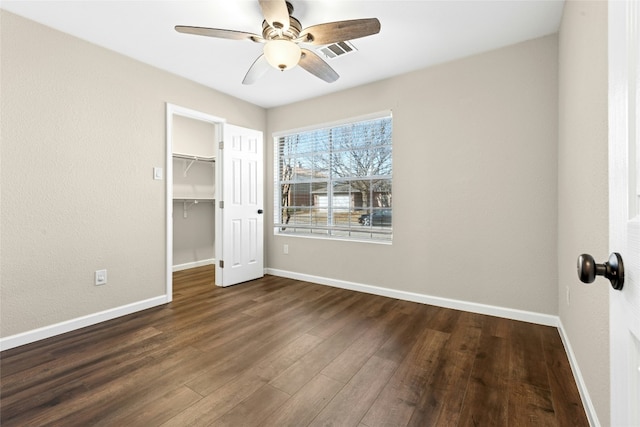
273, 230, 392, 245
165, 103, 226, 299
265, 268, 558, 327
557, 319, 600, 427
167, 104, 226, 124
172, 259, 215, 272
0, 296, 168, 352
272, 109, 392, 138
165, 104, 174, 303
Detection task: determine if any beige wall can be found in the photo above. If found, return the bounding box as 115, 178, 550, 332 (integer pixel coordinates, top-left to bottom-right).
0, 11, 265, 337
172, 115, 217, 158
558, 1, 609, 424
267, 34, 559, 315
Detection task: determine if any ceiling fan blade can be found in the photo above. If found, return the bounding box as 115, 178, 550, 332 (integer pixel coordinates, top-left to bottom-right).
299, 18, 381, 45
259, 0, 290, 32
175, 26, 263, 42
243, 55, 271, 85
299, 49, 339, 83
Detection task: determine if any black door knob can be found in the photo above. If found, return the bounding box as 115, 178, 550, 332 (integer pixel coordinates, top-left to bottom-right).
577, 252, 624, 290
257, 209, 264, 214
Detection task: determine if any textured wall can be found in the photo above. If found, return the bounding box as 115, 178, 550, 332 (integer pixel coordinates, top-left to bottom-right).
557, 1, 609, 424
267, 35, 559, 315
172, 199, 215, 267
0, 11, 265, 338
172, 115, 217, 157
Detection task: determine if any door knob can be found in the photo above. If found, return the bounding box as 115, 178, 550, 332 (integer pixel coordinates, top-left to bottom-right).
257, 209, 264, 214
577, 252, 624, 290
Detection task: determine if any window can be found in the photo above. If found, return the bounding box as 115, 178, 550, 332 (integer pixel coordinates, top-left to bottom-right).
274, 112, 392, 242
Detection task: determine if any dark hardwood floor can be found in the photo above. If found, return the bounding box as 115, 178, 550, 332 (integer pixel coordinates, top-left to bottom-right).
0, 265, 589, 426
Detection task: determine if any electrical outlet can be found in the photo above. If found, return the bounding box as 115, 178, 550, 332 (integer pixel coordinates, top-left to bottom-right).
95, 269, 107, 286
283, 244, 289, 255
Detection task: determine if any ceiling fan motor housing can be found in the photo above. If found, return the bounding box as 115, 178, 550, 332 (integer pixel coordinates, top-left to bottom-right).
262, 15, 302, 41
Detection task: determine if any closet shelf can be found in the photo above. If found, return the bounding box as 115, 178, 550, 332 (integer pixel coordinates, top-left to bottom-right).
172, 152, 215, 162
174, 198, 215, 219
174, 198, 215, 203
173, 152, 215, 177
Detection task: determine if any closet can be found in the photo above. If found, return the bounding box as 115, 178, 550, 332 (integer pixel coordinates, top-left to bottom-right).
172, 115, 218, 271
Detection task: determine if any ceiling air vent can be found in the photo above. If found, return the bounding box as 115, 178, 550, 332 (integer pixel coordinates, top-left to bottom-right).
319, 41, 357, 59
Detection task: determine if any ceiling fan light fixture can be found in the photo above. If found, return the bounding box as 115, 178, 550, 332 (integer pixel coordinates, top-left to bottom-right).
263, 39, 301, 71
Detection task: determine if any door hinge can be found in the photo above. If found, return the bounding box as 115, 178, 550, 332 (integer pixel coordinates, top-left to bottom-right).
219, 141, 224, 150
219, 260, 224, 268
219, 200, 224, 209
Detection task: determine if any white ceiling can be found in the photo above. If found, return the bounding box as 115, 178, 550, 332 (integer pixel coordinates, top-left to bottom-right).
1, 0, 565, 108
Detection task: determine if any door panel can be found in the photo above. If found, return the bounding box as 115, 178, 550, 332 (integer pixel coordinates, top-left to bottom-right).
216, 124, 264, 287
609, 1, 640, 425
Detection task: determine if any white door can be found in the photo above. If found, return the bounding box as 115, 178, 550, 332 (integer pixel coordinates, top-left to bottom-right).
216, 124, 264, 287
609, 1, 640, 425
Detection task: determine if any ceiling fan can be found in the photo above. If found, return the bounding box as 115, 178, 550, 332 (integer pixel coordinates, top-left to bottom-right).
175, 0, 381, 85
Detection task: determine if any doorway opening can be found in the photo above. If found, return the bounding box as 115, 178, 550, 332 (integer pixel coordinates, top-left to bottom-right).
165, 104, 225, 301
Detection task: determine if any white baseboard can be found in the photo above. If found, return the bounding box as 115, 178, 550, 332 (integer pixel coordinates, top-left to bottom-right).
172, 258, 215, 272
0, 295, 168, 352
266, 268, 559, 327
557, 319, 600, 427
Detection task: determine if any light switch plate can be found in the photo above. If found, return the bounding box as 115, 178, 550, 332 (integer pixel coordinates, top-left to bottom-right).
95, 269, 107, 286
153, 167, 163, 180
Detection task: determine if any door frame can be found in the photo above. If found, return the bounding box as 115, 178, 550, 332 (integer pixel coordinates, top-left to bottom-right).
165, 103, 225, 301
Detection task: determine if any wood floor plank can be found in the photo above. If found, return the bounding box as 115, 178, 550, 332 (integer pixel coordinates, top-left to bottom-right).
0, 267, 589, 427
457, 333, 510, 426
161, 372, 268, 426
83, 347, 219, 426
306, 292, 373, 339
374, 304, 440, 364
100, 385, 203, 427
186, 318, 322, 396
540, 327, 589, 426
507, 382, 557, 426
309, 355, 398, 427
254, 333, 325, 381
406, 311, 483, 427
186, 332, 323, 397
209, 384, 290, 427
321, 303, 407, 383
0, 330, 172, 424
0, 326, 163, 407
361, 327, 450, 427
509, 321, 550, 390
269, 315, 373, 395
261, 374, 344, 427
3, 345, 206, 427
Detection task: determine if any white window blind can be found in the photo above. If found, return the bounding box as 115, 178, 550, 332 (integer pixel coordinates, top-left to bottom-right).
274, 113, 392, 242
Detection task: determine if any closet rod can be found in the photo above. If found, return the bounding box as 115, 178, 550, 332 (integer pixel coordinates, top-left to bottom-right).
173, 153, 215, 177
172, 153, 215, 162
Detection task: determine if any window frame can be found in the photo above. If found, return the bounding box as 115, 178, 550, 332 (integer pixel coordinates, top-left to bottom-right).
273, 110, 393, 243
